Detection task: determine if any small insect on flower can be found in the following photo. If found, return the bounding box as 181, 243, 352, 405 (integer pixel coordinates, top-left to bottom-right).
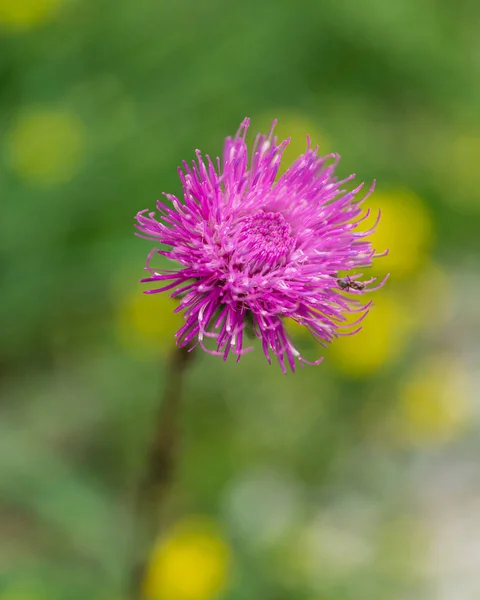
330, 274, 366, 292
135, 118, 388, 373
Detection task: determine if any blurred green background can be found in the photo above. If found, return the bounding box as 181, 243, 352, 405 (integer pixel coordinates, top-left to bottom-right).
1, 0, 480, 599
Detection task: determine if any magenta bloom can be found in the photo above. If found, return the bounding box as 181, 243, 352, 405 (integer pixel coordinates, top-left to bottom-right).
135, 119, 387, 372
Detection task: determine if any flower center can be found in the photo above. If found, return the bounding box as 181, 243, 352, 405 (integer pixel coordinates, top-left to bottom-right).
233, 211, 294, 273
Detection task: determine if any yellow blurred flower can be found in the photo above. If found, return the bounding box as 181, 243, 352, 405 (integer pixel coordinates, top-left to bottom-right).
0, 0, 62, 30
256, 110, 329, 174
328, 291, 416, 378
144, 516, 231, 600
366, 189, 434, 279
7, 107, 85, 185
115, 283, 183, 358
398, 355, 471, 445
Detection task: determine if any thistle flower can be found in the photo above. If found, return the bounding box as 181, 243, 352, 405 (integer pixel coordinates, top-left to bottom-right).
135, 118, 388, 373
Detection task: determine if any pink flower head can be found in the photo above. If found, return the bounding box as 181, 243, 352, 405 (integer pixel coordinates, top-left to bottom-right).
135, 118, 388, 373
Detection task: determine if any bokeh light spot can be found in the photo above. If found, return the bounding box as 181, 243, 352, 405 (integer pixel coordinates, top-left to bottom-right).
115, 283, 184, 358
367, 189, 434, 278
329, 292, 416, 377
143, 516, 231, 600
0, 0, 62, 30
398, 356, 471, 445
7, 107, 85, 185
